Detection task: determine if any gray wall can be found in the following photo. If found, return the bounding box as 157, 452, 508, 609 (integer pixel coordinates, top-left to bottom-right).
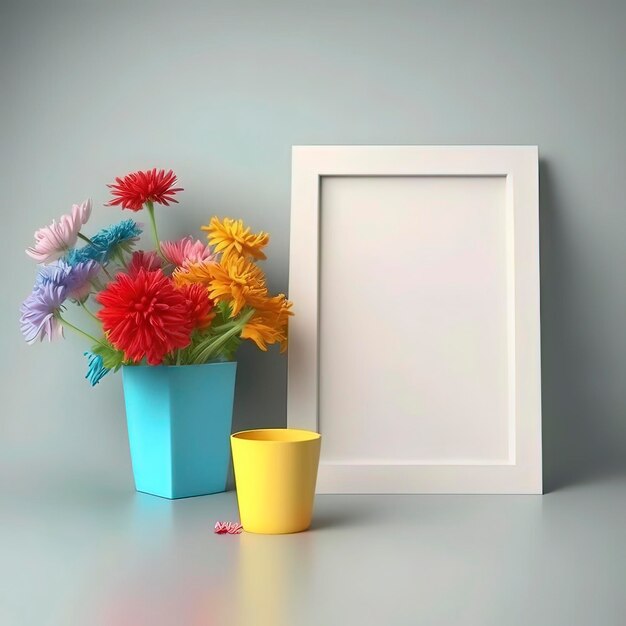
1, 0, 624, 493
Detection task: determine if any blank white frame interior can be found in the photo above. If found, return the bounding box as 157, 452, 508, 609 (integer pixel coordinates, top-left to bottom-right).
288, 146, 542, 494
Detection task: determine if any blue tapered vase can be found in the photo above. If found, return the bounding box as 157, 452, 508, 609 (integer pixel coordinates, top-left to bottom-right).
122, 362, 237, 499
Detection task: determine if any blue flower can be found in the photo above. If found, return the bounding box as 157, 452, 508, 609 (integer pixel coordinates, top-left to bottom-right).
36, 259, 100, 301
66, 220, 142, 266
84, 351, 109, 386
65, 246, 99, 265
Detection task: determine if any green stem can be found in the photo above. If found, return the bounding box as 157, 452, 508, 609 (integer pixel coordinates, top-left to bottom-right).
77, 232, 95, 245
57, 315, 105, 347
113, 248, 128, 268
79, 300, 100, 323
210, 319, 241, 333
190, 308, 254, 363
146, 201, 165, 259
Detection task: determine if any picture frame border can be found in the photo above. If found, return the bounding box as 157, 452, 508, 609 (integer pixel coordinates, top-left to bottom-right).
287, 145, 542, 494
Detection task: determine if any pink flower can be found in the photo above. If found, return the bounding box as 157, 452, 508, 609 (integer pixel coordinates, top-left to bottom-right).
127, 250, 163, 277
161, 236, 215, 267
26, 199, 92, 263
214, 521, 243, 534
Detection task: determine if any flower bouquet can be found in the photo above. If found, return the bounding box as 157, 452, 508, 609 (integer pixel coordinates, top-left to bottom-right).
21, 168, 292, 498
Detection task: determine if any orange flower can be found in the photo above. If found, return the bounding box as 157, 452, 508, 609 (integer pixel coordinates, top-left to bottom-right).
174, 256, 268, 317
242, 294, 293, 352
173, 260, 214, 289
202, 217, 269, 261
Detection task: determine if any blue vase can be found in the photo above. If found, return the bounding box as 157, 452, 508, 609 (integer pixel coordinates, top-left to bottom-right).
122, 362, 237, 499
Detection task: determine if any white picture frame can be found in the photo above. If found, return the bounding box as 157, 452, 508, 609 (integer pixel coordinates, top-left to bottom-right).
287, 146, 542, 494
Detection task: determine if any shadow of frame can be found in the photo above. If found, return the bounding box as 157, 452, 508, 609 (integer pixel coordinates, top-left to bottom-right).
539, 158, 623, 492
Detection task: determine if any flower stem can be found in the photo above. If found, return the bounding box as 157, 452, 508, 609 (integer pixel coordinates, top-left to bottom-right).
89, 278, 104, 291
190, 308, 254, 363
113, 248, 128, 268
210, 319, 241, 333
79, 300, 100, 323
57, 314, 104, 346
146, 201, 165, 259
78, 232, 95, 245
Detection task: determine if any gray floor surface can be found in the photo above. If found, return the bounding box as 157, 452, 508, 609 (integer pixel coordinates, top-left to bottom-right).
2, 475, 625, 626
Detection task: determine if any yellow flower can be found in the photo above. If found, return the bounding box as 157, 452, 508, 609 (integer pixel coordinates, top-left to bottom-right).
174, 256, 268, 318
202, 217, 269, 262
242, 294, 293, 352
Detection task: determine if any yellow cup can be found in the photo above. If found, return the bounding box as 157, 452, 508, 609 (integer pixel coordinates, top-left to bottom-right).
231, 428, 321, 534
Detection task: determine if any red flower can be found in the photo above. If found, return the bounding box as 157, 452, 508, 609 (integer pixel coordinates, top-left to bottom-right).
96, 269, 193, 365
127, 250, 163, 277
178, 283, 215, 329
107, 168, 184, 211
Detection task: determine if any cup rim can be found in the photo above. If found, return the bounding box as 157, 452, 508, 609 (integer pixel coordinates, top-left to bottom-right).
231, 428, 321, 444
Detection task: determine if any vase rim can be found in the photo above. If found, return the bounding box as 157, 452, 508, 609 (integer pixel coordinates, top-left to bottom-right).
122, 361, 236, 370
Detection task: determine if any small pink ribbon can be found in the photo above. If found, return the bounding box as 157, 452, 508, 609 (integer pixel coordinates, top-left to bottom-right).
214, 521, 243, 534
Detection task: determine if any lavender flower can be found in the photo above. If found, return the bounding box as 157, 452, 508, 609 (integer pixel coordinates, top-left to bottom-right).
20, 283, 67, 344
37, 259, 100, 301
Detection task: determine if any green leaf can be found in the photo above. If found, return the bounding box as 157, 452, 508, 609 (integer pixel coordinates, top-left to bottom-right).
189, 308, 254, 363
214, 300, 233, 325
92, 340, 126, 371
218, 334, 241, 362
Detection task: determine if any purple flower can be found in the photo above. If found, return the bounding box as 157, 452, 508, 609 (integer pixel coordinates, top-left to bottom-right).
20, 283, 67, 344
36, 259, 100, 301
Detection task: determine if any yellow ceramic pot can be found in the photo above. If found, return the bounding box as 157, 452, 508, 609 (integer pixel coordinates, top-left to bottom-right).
231, 428, 321, 534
